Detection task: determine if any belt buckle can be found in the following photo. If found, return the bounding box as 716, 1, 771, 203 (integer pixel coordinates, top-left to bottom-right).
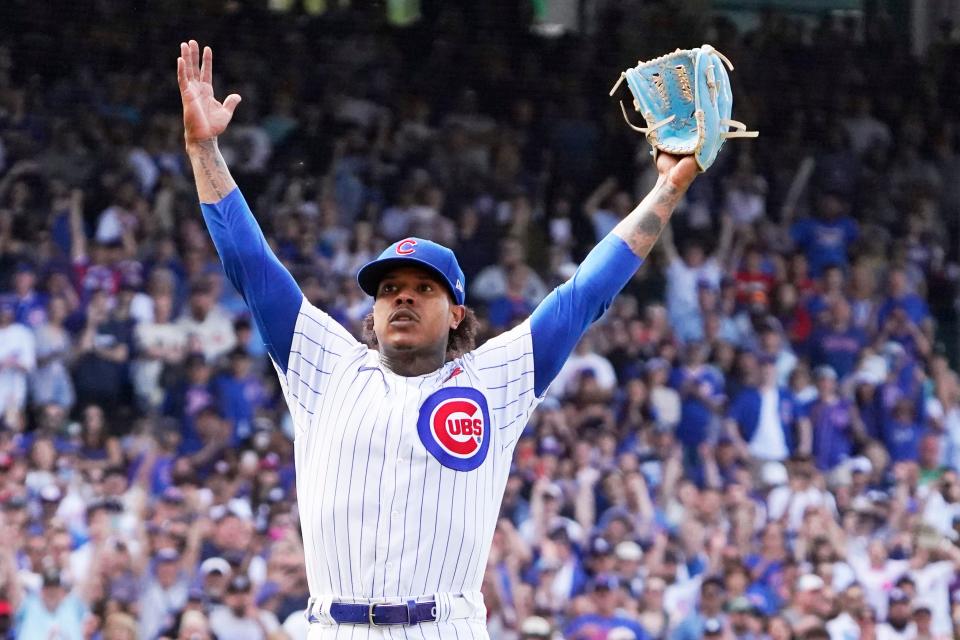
368, 603, 379, 626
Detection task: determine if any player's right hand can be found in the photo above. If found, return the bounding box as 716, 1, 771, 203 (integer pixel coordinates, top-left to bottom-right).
177, 40, 241, 145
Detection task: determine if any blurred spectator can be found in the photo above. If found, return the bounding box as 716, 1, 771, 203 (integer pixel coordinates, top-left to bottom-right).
471, 236, 548, 307
29, 296, 75, 410
0, 295, 34, 427
788, 191, 858, 277
176, 278, 236, 364
209, 574, 278, 639
725, 354, 803, 463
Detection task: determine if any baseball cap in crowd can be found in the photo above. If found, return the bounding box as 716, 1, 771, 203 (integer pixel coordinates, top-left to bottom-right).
200, 557, 231, 577
889, 588, 910, 605
41, 568, 63, 588
607, 628, 636, 640
155, 548, 180, 563
227, 574, 252, 594
756, 351, 777, 366
519, 616, 552, 638
160, 487, 185, 505
644, 357, 670, 374
546, 523, 570, 543
589, 574, 621, 592
883, 341, 906, 360
727, 595, 754, 614
590, 536, 613, 557
538, 436, 563, 456
615, 541, 643, 562
357, 237, 466, 305
761, 461, 789, 488
797, 574, 825, 592
187, 586, 207, 603
703, 618, 723, 635
813, 365, 837, 381
259, 452, 281, 471
542, 483, 563, 500
39, 485, 62, 503
696, 278, 719, 292
912, 600, 933, 615
848, 456, 872, 476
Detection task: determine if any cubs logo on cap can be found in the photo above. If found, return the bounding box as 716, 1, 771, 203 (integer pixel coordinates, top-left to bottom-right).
417, 387, 490, 471
357, 237, 466, 305
395, 239, 417, 255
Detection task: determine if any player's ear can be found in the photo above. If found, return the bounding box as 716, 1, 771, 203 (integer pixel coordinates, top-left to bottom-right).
449, 304, 466, 329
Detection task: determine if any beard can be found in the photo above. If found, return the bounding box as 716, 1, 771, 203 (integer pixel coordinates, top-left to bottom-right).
888, 615, 909, 631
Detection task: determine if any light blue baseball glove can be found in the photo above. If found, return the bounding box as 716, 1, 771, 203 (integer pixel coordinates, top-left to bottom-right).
610, 45, 757, 172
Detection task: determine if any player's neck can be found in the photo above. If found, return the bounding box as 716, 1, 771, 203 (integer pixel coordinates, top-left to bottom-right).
379, 345, 447, 377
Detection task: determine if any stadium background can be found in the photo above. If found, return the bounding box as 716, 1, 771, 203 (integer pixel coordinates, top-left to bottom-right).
2, 0, 960, 638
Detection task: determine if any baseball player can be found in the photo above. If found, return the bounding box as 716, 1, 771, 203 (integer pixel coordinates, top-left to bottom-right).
177, 40, 698, 638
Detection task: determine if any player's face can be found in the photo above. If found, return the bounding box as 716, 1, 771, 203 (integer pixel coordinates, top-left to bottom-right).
373, 266, 465, 356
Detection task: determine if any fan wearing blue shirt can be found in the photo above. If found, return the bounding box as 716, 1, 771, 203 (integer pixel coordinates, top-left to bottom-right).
670, 342, 726, 469
725, 354, 804, 462
12, 568, 87, 640
808, 365, 865, 471
876, 267, 931, 331
809, 298, 867, 380
883, 398, 924, 463
789, 191, 858, 277
564, 575, 650, 640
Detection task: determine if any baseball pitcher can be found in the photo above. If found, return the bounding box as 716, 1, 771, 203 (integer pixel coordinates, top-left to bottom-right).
177, 39, 751, 638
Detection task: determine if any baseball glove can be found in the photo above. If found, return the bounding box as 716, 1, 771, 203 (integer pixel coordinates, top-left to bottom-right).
610, 44, 757, 172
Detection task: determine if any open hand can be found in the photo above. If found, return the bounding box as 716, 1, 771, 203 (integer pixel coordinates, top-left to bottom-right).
177, 40, 241, 145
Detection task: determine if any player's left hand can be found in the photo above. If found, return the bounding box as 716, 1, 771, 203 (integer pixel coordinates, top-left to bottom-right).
657, 152, 699, 191
177, 40, 241, 145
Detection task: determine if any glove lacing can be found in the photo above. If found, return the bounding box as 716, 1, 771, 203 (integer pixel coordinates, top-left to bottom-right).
609, 73, 676, 135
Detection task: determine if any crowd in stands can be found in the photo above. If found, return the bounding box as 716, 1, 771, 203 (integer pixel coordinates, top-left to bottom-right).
2, 1, 960, 638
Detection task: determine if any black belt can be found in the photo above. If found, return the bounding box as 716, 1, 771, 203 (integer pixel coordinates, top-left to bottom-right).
310, 600, 437, 626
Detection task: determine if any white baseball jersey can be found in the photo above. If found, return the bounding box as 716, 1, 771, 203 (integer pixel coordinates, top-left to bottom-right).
277, 297, 542, 639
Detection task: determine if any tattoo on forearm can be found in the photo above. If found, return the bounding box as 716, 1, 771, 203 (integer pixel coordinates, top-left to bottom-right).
616, 183, 681, 259
189, 140, 236, 203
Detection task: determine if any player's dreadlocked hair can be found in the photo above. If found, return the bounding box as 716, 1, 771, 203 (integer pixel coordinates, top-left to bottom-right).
362, 307, 479, 361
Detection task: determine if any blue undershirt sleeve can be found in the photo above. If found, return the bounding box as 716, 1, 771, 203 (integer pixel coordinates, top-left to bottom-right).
200, 187, 301, 373
530, 233, 643, 396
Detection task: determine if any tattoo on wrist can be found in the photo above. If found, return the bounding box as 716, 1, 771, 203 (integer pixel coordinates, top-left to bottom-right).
188, 140, 233, 202
622, 183, 681, 258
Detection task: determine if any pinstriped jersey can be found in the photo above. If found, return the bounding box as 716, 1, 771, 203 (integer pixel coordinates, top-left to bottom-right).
277, 297, 541, 604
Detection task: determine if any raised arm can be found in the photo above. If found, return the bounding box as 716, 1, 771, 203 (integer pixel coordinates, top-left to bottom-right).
611, 155, 697, 258
177, 40, 241, 202
530, 155, 696, 396
177, 40, 301, 372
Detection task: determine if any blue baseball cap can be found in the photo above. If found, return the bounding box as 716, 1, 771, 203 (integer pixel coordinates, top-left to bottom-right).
357, 237, 466, 305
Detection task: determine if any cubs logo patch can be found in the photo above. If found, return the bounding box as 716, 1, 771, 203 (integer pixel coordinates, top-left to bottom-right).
396, 238, 417, 255
416, 387, 490, 471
